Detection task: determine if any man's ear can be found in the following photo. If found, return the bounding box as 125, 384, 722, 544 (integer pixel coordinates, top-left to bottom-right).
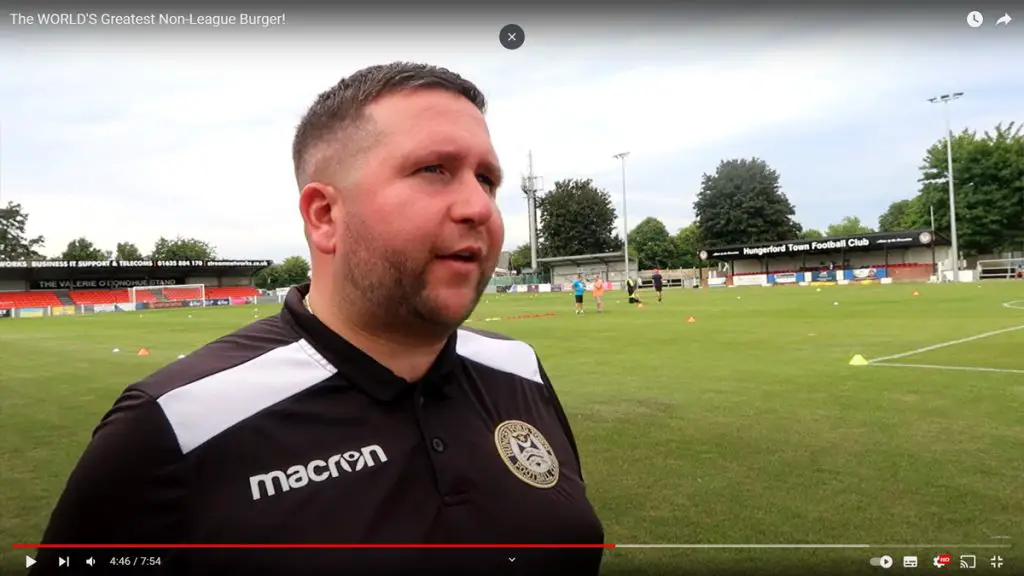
300, 183, 339, 256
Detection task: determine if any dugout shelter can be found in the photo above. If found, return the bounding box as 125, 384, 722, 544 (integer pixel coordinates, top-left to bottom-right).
0, 259, 271, 318
537, 251, 637, 290
697, 230, 951, 287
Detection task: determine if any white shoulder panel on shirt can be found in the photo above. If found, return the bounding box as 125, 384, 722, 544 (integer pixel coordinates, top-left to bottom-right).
455, 328, 543, 384
157, 339, 337, 455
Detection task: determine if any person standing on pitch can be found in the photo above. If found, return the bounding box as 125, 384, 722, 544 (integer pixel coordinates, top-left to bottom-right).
31, 62, 605, 576
572, 273, 587, 315
592, 274, 606, 313
651, 268, 664, 303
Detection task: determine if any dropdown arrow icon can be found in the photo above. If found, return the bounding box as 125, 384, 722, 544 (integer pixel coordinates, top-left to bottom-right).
508, 557, 516, 562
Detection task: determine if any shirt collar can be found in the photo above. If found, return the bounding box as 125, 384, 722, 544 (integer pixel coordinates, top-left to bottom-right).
280, 283, 459, 402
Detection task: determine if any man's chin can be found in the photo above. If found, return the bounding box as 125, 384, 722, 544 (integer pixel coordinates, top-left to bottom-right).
423, 288, 483, 327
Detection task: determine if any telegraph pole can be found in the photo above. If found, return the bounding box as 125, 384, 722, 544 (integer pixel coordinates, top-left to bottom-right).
927, 92, 963, 282
521, 151, 542, 271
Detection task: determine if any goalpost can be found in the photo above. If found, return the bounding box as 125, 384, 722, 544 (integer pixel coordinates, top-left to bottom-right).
976, 258, 1024, 280
128, 284, 207, 307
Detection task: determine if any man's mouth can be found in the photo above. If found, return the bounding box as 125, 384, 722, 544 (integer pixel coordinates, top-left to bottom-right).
437, 247, 483, 263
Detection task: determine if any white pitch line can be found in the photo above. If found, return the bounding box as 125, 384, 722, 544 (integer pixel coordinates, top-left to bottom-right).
871, 362, 1024, 375
869, 324, 1024, 363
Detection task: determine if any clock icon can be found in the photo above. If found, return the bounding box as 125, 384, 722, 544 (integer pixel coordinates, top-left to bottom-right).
967, 11, 984, 27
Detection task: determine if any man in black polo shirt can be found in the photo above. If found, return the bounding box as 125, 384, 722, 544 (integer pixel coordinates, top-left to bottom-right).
651, 268, 664, 302
31, 62, 605, 575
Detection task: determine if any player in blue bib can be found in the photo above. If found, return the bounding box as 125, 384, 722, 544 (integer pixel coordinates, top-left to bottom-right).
572, 274, 586, 315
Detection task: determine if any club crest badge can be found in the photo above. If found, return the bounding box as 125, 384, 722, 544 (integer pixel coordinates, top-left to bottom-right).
494, 420, 559, 489
918, 231, 933, 245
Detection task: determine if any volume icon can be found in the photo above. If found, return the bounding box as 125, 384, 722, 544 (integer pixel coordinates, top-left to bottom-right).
86, 557, 96, 566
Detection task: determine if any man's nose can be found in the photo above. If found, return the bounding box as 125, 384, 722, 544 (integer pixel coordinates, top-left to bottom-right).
450, 175, 496, 225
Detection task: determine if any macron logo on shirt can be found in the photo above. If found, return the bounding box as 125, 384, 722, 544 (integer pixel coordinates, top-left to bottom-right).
248, 444, 388, 501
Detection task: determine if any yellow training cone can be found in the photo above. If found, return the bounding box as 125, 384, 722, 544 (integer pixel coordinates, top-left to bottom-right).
848, 354, 869, 366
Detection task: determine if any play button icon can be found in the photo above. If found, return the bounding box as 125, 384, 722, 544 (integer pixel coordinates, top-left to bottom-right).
25, 556, 36, 568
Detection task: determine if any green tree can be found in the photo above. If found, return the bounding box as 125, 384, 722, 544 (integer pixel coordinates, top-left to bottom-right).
508, 242, 532, 271
149, 236, 217, 261
693, 157, 802, 248
253, 264, 283, 291
672, 222, 701, 268
60, 237, 110, 261
825, 216, 874, 237
537, 178, 620, 257
0, 201, 46, 260
628, 217, 676, 269
799, 228, 825, 240
115, 241, 145, 260
253, 256, 310, 290
277, 256, 310, 286
917, 122, 1024, 255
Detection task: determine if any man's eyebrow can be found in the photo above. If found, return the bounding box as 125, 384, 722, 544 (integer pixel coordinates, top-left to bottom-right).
414, 148, 503, 185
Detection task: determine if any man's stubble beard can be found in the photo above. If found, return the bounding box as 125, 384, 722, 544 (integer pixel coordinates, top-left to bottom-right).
339, 213, 490, 340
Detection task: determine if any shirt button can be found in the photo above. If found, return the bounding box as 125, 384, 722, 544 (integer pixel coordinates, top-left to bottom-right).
431, 437, 446, 453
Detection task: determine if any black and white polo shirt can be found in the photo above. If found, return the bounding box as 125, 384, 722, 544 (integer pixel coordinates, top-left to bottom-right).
32, 284, 605, 575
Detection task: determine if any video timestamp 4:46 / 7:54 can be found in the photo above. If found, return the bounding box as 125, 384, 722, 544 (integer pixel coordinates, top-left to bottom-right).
107, 556, 162, 567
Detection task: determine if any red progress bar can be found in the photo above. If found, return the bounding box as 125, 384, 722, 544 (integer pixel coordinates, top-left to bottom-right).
14, 544, 616, 549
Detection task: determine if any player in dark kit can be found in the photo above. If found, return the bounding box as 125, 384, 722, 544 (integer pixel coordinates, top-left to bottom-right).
651, 268, 664, 302
30, 62, 604, 576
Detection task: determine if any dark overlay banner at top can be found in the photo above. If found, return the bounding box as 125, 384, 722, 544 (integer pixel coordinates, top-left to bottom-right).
699, 231, 939, 261
0, 259, 272, 269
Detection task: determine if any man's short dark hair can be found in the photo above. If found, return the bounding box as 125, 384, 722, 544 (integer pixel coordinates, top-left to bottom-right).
292, 62, 487, 186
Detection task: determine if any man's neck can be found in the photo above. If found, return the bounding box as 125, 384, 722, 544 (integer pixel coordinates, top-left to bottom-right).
306, 287, 445, 382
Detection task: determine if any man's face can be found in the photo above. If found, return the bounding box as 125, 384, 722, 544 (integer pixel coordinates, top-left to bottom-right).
331, 89, 504, 336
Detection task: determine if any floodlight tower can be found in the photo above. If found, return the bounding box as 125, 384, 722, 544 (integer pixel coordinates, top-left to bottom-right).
521, 151, 543, 271
927, 92, 963, 282
613, 151, 630, 282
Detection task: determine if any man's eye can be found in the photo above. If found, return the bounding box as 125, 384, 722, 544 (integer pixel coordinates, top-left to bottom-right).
419, 165, 444, 174
477, 175, 497, 192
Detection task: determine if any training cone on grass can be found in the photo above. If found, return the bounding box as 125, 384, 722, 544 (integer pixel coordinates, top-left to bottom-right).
848, 354, 869, 366
912, 290, 920, 297
637, 303, 644, 309
687, 316, 697, 323
112, 348, 120, 353
137, 348, 151, 357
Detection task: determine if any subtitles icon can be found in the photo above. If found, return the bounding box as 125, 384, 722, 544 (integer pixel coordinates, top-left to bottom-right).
903, 556, 918, 568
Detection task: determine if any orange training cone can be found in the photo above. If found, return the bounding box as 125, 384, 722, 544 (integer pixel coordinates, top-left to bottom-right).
687, 316, 697, 323
137, 348, 150, 356
912, 290, 920, 297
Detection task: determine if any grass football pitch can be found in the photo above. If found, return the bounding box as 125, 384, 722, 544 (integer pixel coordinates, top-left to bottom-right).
1, 282, 1022, 574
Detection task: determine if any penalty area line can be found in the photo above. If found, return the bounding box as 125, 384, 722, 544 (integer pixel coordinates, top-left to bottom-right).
870, 362, 1024, 375
868, 324, 1024, 363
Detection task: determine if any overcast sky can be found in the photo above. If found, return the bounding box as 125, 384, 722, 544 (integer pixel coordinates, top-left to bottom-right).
1, 10, 1020, 261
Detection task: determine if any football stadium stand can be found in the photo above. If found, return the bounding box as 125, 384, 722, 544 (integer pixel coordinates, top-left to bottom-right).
0, 259, 270, 319
696, 230, 954, 286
